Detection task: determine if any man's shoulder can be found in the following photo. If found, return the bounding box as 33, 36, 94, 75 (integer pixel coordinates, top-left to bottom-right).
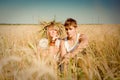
80, 33, 87, 39
79, 33, 88, 43
80, 33, 86, 37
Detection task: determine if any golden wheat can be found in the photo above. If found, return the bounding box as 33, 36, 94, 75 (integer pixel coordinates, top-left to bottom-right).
0, 24, 120, 80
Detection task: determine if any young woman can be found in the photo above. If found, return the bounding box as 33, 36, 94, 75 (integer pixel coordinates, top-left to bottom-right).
38, 21, 65, 61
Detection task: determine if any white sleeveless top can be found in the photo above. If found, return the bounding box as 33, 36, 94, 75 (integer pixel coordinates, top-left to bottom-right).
64, 33, 80, 53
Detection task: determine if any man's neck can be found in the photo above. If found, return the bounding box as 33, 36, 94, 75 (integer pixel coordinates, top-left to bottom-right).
70, 33, 77, 43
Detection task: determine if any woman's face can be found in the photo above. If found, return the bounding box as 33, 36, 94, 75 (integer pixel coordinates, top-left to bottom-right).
47, 27, 58, 38
65, 26, 76, 38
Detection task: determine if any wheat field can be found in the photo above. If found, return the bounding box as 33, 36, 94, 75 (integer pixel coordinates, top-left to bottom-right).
0, 24, 120, 80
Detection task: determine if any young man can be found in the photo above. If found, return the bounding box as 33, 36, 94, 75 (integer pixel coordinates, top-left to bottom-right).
60, 18, 88, 60
59, 18, 88, 79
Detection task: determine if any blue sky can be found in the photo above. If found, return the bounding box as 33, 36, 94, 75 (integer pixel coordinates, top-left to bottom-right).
0, 0, 120, 24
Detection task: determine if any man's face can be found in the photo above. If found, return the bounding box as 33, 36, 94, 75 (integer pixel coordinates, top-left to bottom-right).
65, 26, 76, 38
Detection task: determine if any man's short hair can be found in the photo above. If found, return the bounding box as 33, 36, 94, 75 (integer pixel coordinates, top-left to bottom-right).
64, 18, 77, 28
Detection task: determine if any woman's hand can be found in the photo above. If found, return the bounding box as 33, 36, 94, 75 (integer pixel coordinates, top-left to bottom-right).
51, 33, 59, 42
